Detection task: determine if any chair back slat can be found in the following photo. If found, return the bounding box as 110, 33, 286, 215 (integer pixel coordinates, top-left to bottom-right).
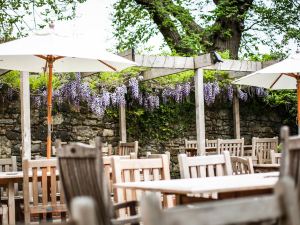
178, 151, 233, 179
112, 155, 171, 210
217, 139, 244, 157
118, 141, 138, 157
231, 156, 254, 175
252, 137, 278, 163
23, 158, 67, 224
57, 138, 112, 225
184, 139, 197, 149
205, 139, 217, 148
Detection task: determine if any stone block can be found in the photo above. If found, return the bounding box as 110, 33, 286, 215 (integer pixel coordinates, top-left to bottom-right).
103, 129, 114, 137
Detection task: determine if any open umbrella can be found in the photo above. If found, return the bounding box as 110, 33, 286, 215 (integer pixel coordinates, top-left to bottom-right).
233, 53, 300, 133
0, 24, 136, 158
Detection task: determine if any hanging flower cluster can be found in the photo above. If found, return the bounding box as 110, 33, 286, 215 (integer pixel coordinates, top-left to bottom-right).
26, 73, 268, 117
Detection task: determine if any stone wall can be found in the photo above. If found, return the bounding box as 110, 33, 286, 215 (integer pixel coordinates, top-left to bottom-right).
0, 96, 120, 166
0, 95, 290, 176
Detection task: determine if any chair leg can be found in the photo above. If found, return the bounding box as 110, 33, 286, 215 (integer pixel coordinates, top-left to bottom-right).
2, 204, 8, 225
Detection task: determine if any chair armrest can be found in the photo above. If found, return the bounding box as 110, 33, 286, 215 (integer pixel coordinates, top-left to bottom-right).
113, 201, 138, 210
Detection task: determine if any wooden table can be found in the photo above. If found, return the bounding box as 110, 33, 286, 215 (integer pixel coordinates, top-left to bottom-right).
254, 164, 280, 173
114, 172, 278, 205
0, 170, 59, 225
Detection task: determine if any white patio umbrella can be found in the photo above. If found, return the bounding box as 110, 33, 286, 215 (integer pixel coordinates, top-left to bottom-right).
233, 53, 300, 133
0, 24, 136, 158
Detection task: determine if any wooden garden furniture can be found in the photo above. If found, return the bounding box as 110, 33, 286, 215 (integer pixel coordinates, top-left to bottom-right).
271, 150, 282, 164
205, 139, 217, 148
57, 138, 140, 225
0, 157, 19, 199
280, 126, 300, 203
0, 170, 61, 224
251, 137, 278, 164
114, 172, 279, 205
231, 156, 254, 175
23, 158, 67, 224
146, 151, 170, 161
217, 138, 244, 156
118, 141, 138, 158
112, 154, 173, 214
184, 139, 197, 149
140, 176, 300, 225
178, 151, 233, 179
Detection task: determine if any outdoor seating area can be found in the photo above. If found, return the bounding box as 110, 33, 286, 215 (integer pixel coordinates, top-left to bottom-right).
0, 0, 300, 225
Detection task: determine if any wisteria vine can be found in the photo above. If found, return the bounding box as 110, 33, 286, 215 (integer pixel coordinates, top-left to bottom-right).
0, 73, 268, 118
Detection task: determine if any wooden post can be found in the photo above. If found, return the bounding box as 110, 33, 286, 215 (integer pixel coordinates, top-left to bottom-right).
195, 68, 206, 155
119, 105, 126, 142
233, 89, 241, 139
20, 71, 31, 160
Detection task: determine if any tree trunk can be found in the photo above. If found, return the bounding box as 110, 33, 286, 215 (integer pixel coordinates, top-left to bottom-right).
210, 19, 243, 59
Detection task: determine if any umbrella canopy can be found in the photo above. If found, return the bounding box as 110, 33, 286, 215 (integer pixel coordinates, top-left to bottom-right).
233, 53, 300, 132
0, 25, 136, 158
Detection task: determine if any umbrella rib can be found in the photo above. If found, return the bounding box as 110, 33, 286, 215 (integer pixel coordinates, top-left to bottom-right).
270, 74, 284, 89
98, 60, 117, 71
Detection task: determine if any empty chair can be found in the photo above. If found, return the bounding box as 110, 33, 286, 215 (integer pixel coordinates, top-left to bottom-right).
280, 127, 300, 202
0, 204, 8, 225
217, 138, 244, 157
0, 157, 18, 198
270, 150, 282, 164
251, 137, 278, 164
184, 139, 197, 149
184, 140, 197, 156
118, 141, 138, 158
146, 151, 170, 161
231, 156, 254, 175
205, 139, 217, 148
23, 158, 67, 224
178, 151, 233, 179
141, 176, 300, 225
112, 154, 172, 213
57, 138, 140, 225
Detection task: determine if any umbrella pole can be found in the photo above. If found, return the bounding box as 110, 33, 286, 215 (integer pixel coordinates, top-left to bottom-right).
47, 57, 54, 159
298, 78, 300, 134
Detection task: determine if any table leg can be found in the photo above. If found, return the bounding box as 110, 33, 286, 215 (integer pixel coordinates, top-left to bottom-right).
8, 181, 15, 225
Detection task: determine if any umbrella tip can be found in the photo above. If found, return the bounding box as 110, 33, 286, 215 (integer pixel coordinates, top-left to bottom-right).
49, 21, 55, 29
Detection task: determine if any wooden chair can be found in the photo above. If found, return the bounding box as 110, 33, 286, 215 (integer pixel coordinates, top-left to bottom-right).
0, 204, 8, 225
184, 139, 197, 149
141, 176, 300, 225
23, 158, 67, 224
251, 137, 278, 164
178, 151, 233, 179
146, 151, 170, 161
118, 141, 138, 158
0, 157, 18, 198
57, 138, 140, 225
205, 139, 217, 148
231, 156, 254, 175
271, 150, 282, 164
112, 154, 172, 214
217, 138, 244, 157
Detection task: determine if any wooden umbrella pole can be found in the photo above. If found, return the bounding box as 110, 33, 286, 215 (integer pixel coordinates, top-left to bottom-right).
47, 56, 54, 159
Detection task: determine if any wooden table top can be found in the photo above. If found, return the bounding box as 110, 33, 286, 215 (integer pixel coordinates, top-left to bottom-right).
0, 170, 59, 184
114, 172, 279, 195
253, 164, 280, 168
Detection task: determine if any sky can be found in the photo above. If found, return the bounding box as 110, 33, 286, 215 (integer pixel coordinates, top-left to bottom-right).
35, 0, 297, 55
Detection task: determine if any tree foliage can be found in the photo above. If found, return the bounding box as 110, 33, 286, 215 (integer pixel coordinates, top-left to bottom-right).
0, 0, 86, 41
112, 0, 300, 58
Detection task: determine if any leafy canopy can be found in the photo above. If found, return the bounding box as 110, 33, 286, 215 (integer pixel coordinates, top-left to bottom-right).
0, 0, 86, 41
112, 0, 300, 58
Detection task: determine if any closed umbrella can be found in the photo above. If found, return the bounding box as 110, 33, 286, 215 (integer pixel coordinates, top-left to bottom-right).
0, 24, 136, 158
233, 53, 300, 133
